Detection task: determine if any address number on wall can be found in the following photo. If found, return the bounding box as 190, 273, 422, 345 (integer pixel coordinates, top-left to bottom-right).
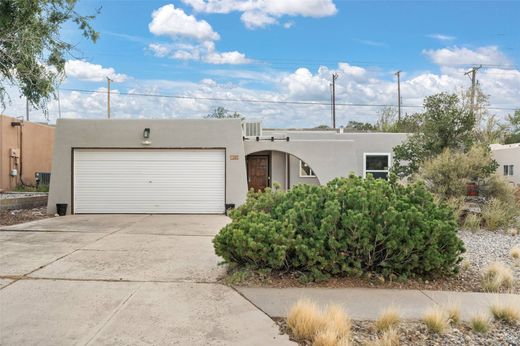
229, 155, 239, 160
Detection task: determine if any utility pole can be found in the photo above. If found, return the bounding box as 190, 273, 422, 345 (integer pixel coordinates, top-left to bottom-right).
464, 65, 482, 114
26, 98, 29, 121
107, 77, 112, 119
331, 73, 339, 128
395, 70, 401, 122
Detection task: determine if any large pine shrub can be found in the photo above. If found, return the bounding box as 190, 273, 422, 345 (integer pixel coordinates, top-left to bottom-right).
214, 175, 464, 280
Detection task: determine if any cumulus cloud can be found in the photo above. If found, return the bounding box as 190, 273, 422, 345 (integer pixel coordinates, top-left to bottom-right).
148, 4, 250, 65
65, 60, 128, 82
423, 46, 512, 67
149, 4, 220, 41
181, 0, 337, 28
5, 47, 518, 128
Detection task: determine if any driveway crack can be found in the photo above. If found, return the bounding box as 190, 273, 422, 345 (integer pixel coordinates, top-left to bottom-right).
80, 283, 143, 346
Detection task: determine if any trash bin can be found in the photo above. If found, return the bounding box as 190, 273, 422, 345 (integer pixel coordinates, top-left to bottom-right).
56, 203, 68, 216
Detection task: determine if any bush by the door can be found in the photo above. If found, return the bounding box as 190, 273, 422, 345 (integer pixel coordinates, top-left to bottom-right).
214, 175, 465, 281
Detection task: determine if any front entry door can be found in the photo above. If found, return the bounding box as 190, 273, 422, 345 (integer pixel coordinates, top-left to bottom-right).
247, 156, 269, 191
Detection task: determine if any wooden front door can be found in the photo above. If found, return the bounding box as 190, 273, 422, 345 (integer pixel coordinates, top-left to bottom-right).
247, 156, 269, 191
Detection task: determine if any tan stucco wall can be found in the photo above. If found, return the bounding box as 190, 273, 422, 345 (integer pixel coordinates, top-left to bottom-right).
0, 115, 55, 191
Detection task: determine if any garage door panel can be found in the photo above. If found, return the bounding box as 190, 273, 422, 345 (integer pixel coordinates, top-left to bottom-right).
73, 149, 225, 214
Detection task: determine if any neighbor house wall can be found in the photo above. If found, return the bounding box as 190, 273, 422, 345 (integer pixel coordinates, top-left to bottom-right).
47, 119, 248, 214
491, 143, 520, 185
0, 115, 55, 191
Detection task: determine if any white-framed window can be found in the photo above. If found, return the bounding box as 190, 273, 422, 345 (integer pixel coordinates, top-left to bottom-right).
299, 160, 316, 177
504, 164, 514, 176
363, 153, 391, 180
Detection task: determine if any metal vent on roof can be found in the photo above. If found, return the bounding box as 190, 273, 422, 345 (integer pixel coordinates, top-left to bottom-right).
244, 122, 262, 137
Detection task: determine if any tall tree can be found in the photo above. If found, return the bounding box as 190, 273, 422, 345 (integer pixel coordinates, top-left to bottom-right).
204, 106, 243, 119
392, 93, 476, 177
504, 109, 520, 144
0, 0, 99, 109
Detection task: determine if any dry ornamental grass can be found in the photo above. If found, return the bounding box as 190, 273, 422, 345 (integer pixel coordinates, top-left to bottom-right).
481, 262, 514, 292
374, 307, 401, 332
287, 299, 326, 340
422, 307, 449, 334
469, 313, 491, 333
490, 303, 520, 324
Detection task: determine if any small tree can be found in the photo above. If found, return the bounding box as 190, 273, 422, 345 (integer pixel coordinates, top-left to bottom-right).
0, 0, 99, 108
504, 109, 520, 144
392, 93, 476, 177
204, 106, 243, 119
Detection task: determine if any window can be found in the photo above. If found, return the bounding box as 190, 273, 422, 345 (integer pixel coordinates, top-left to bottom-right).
299, 160, 316, 177
504, 165, 514, 176
364, 153, 391, 180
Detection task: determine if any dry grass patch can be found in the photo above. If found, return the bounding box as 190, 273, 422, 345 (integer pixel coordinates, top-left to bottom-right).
374, 307, 401, 332
323, 304, 352, 339
509, 227, 519, 236
287, 300, 352, 345
444, 303, 461, 325
460, 259, 471, 271
469, 313, 491, 333
422, 307, 449, 334
481, 262, 514, 292
287, 299, 326, 340
365, 328, 400, 346
510, 247, 520, 260
463, 213, 481, 232
490, 303, 520, 325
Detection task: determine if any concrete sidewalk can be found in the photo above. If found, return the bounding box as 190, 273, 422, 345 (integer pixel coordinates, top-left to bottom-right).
237, 287, 520, 321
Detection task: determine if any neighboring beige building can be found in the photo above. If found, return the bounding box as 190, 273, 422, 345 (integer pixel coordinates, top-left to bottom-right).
491, 143, 520, 186
0, 114, 55, 191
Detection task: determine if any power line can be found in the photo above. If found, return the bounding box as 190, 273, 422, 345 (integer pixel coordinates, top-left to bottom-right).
59, 88, 519, 111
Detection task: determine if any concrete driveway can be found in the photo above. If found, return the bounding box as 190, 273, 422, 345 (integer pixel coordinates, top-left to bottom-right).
0, 215, 293, 346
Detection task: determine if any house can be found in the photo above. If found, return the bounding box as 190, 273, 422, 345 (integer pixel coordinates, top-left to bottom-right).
491, 143, 520, 185
0, 114, 55, 191
46, 119, 407, 215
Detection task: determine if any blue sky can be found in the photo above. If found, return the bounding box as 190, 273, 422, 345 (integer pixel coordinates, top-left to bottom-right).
5, 0, 520, 127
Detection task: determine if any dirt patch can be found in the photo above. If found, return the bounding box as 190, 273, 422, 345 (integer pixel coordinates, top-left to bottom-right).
276, 318, 520, 346
0, 207, 53, 226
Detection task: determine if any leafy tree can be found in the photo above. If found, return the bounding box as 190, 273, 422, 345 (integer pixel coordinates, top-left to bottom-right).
392, 93, 476, 177
314, 124, 331, 129
504, 109, 520, 144
0, 0, 99, 109
204, 106, 243, 119
344, 120, 375, 132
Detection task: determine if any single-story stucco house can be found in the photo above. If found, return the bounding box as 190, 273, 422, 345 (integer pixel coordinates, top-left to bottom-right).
47, 119, 408, 215
491, 143, 520, 185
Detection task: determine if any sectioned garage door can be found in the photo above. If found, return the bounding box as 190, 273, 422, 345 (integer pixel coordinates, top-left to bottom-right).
73, 149, 225, 214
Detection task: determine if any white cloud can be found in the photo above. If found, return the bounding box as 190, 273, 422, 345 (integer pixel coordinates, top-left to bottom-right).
4, 47, 518, 129
181, 0, 337, 28
423, 46, 512, 67
65, 60, 128, 82
205, 50, 251, 64
428, 34, 456, 41
283, 21, 295, 29
148, 4, 250, 65
149, 4, 220, 41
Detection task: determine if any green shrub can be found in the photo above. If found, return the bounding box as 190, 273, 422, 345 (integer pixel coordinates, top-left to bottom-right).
418, 146, 498, 200
480, 174, 517, 205
214, 175, 465, 280
481, 198, 519, 231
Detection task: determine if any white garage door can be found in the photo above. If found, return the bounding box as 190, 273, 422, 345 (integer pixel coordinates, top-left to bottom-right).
73, 149, 225, 214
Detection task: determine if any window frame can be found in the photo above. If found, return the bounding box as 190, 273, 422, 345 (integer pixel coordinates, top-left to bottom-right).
504, 165, 509, 176
363, 153, 392, 179
299, 160, 316, 178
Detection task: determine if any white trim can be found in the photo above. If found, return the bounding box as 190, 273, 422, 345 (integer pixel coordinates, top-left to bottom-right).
363, 152, 392, 178
299, 160, 316, 178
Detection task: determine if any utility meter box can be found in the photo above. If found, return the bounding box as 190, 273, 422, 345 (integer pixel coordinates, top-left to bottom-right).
9, 148, 19, 157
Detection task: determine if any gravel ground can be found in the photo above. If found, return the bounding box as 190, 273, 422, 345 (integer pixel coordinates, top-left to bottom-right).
277, 319, 520, 346
228, 229, 520, 293
459, 229, 520, 281
0, 207, 53, 226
